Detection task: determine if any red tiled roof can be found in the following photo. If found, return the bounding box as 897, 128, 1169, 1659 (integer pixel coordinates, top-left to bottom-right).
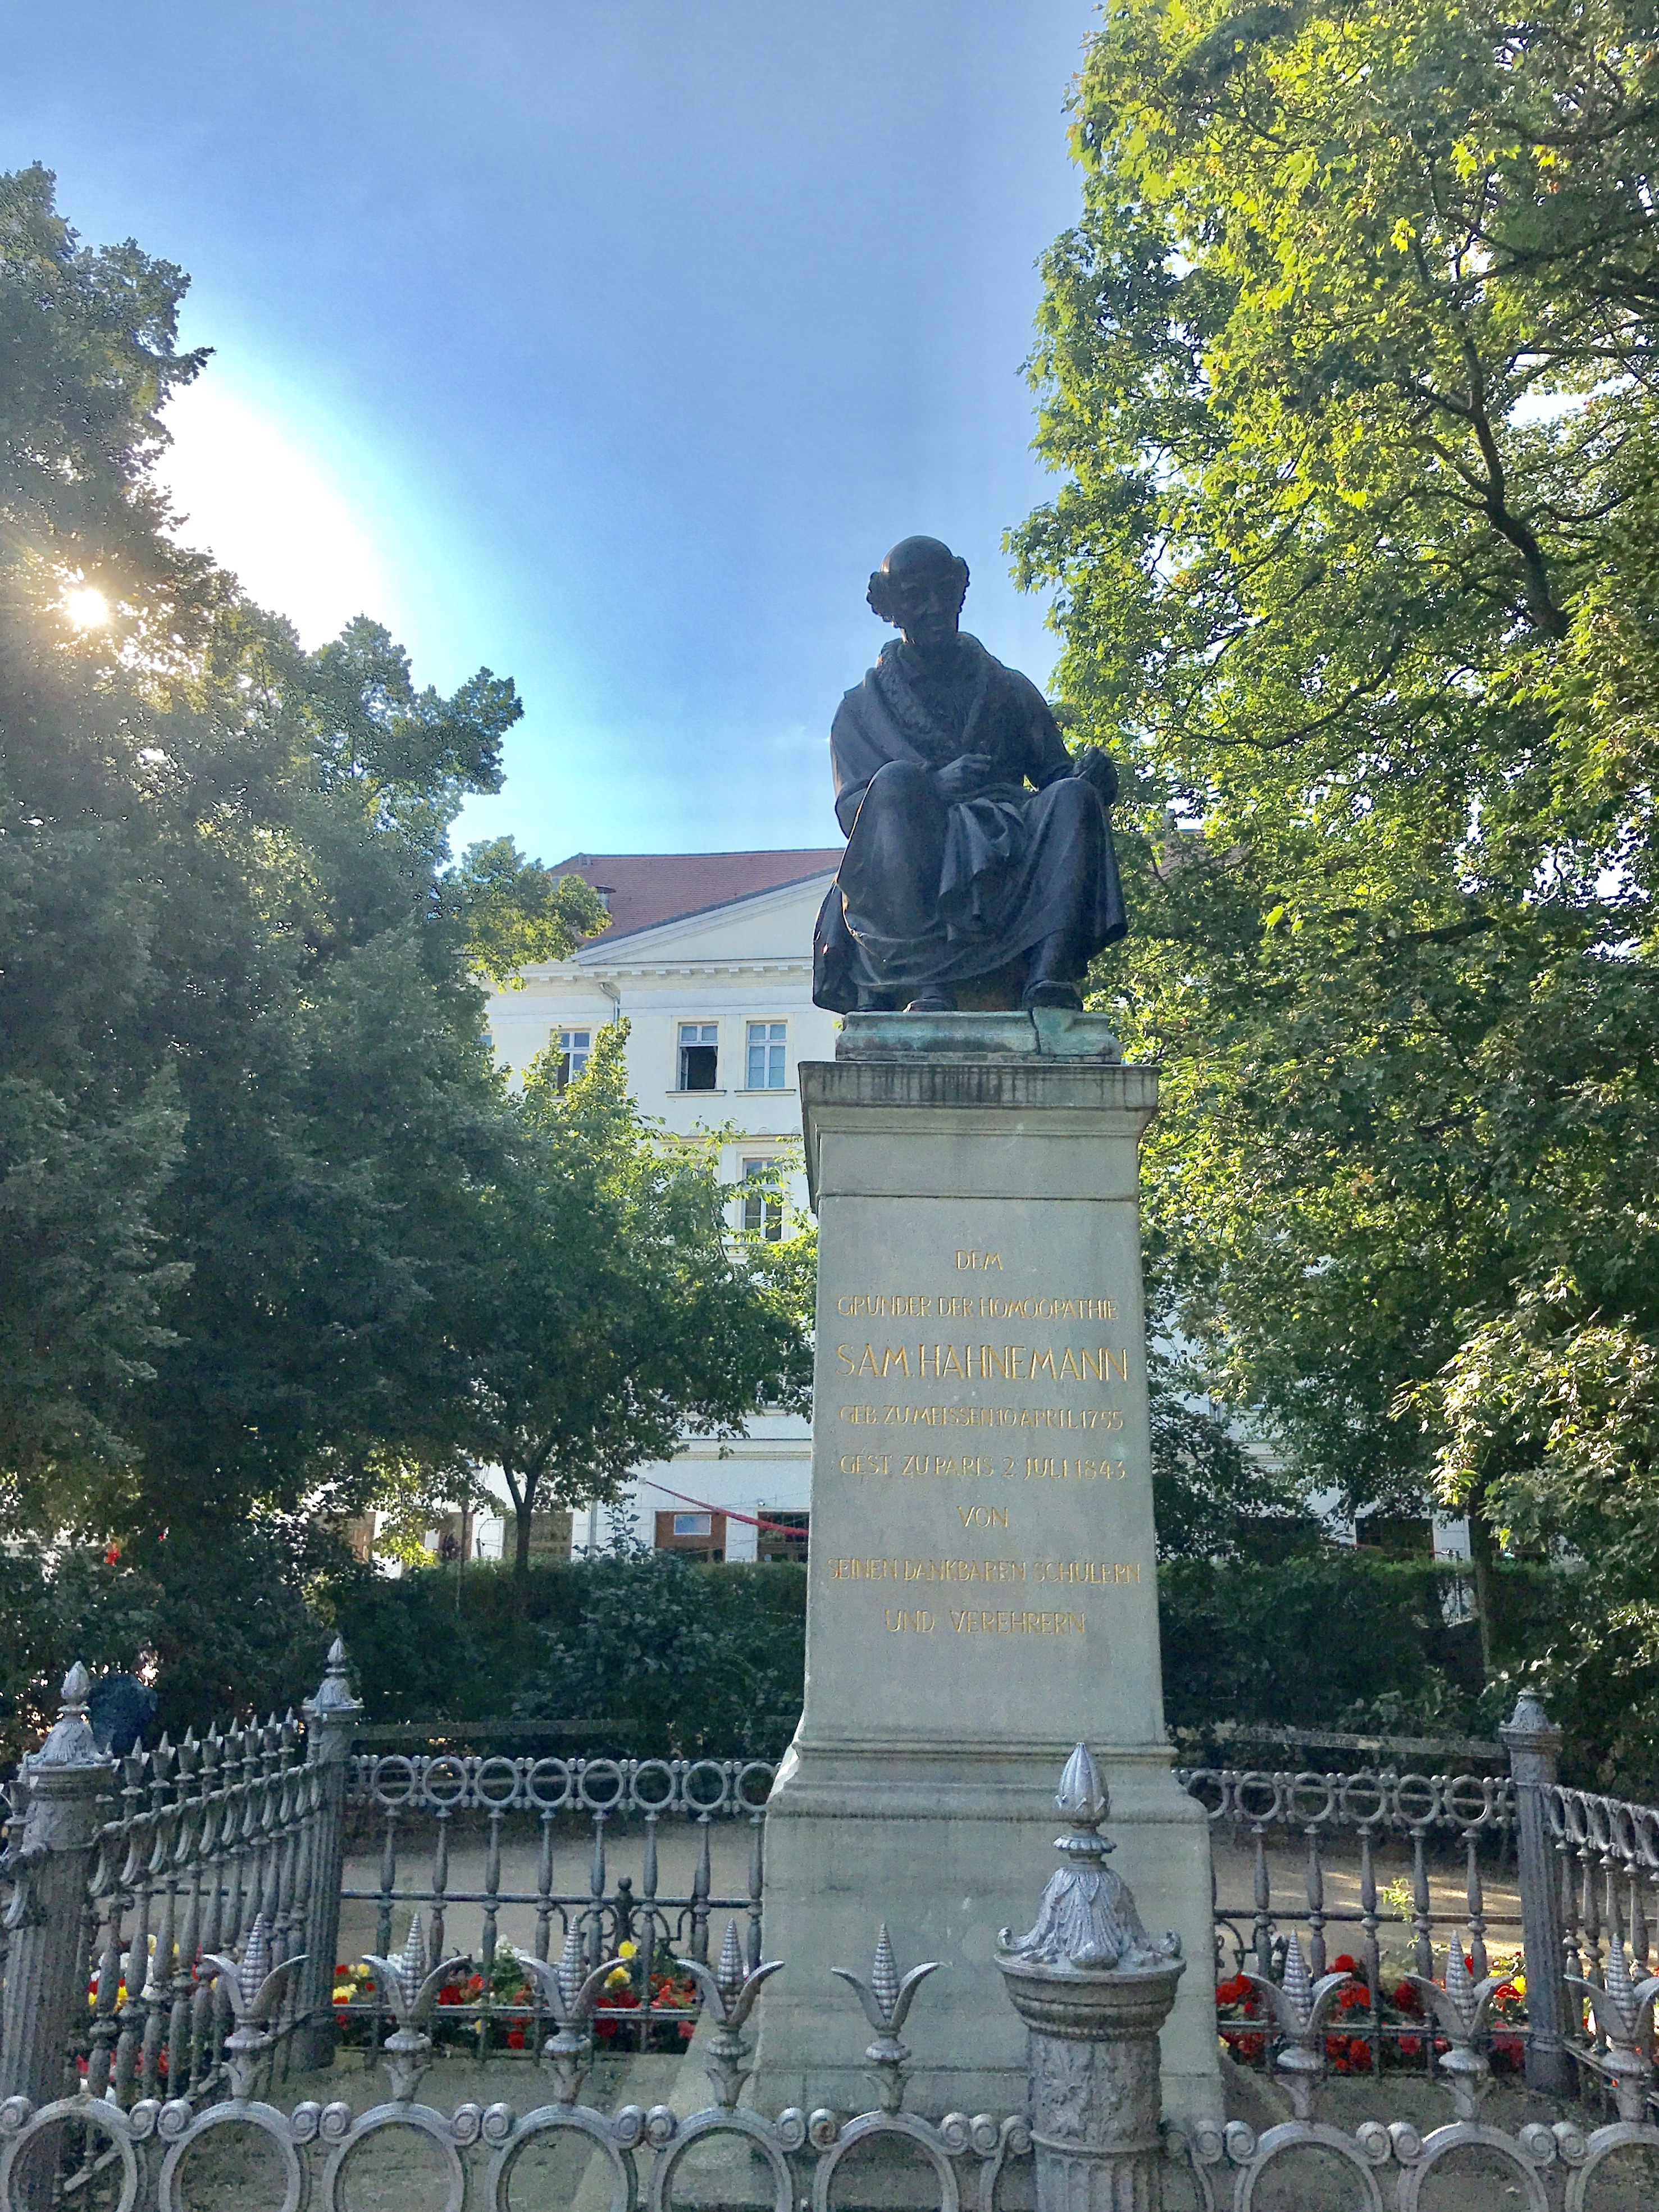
548, 849, 842, 945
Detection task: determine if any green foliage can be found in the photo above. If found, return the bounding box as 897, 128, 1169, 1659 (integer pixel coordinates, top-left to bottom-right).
0, 1546, 162, 1767
511, 1548, 806, 1758
440, 1025, 813, 1574
0, 167, 814, 1736
445, 838, 610, 987
1159, 1556, 1482, 1735
1014, 0, 1659, 1755
322, 1554, 808, 1759
1148, 1351, 1317, 1558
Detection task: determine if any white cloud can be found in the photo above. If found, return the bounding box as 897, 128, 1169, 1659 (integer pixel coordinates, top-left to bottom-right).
156, 380, 395, 648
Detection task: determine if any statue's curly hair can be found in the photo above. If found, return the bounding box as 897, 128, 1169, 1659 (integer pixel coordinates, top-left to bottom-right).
866, 541, 970, 626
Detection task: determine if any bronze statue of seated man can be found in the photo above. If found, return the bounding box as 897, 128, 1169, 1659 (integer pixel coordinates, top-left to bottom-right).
812, 536, 1124, 1015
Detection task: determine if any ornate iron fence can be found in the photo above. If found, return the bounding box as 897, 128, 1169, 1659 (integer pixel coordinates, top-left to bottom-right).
338, 1747, 776, 2056
9, 1641, 1659, 2193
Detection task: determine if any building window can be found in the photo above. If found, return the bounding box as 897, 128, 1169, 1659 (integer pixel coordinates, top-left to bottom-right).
554, 1028, 591, 1088
654, 1508, 725, 1562
742, 1158, 783, 1241
746, 1020, 787, 1088
678, 1022, 719, 1091
758, 1509, 809, 1565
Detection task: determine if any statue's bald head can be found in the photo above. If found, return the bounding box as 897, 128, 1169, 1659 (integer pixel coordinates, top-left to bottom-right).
867, 536, 970, 627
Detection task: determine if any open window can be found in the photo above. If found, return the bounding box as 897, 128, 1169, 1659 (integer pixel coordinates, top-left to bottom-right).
678, 1022, 719, 1091
554, 1028, 590, 1088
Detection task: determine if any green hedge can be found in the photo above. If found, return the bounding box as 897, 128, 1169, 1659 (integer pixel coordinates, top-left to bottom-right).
3, 1542, 1621, 1782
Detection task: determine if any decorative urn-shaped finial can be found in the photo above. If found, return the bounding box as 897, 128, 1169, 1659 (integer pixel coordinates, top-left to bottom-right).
996, 1744, 1185, 2209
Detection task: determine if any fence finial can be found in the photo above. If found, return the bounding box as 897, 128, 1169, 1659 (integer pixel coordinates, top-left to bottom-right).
31, 1661, 106, 1770
309, 1636, 361, 1715
1000, 1743, 1180, 1972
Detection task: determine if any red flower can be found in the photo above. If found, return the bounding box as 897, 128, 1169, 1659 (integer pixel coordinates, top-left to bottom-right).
335, 2009, 349, 2026
1330, 1954, 1359, 1975
505, 2029, 525, 2050
1337, 1985, 1371, 2012
1399, 2035, 1422, 2058
1393, 1982, 1421, 2013
104, 1544, 121, 1565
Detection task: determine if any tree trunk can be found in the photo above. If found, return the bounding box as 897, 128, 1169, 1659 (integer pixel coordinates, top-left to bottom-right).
511, 1466, 539, 1580
1464, 1475, 1498, 1677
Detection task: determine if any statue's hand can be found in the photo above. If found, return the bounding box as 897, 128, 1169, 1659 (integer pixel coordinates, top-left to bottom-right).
1074, 745, 1119, 809
935, 753, 995, 801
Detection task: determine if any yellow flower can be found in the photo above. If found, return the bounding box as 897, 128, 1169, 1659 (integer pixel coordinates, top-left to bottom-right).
604, 1965, 631, 1989
1512, 1973, 1526, 1998
332, 1984, 354, 2003
618, 1941, 638, 1959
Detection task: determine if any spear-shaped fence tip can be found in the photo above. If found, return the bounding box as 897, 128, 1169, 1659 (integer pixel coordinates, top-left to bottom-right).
238, 1917, 272, 2012
716, 1921, 745, 2000
872, 1924, 900, 2018
557, 1924, 585, 2014
398, 1915, 429, 2010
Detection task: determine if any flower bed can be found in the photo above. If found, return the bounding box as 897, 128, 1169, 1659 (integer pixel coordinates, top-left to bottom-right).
1215, 1949, 1528, 2076
332, 1938, 700, 2054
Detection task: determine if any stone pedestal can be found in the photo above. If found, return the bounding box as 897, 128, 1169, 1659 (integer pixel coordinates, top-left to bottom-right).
754, 1012, 1220, 2127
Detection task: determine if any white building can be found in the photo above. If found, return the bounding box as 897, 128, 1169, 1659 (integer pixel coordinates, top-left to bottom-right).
480, 847, 843, 1565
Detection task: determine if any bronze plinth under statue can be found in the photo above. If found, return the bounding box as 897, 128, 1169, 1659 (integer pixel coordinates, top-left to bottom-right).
812, 535, 1124, 1015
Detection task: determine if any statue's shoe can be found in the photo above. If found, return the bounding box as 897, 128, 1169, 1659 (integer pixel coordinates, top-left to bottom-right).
904, 992, 956, 1012
1022, 980, 1085, 1011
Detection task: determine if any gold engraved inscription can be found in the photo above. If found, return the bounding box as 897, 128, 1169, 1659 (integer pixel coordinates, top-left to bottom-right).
836, 1343, 1129, 1383
950, 1608, 1085, 1635
830, 1558, 1139, 1585
838, 1406, 1125, 1431
836, 1294, 1120, 1320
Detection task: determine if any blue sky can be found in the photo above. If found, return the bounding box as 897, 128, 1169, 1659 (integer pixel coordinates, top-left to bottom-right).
2, 2, 1099, 859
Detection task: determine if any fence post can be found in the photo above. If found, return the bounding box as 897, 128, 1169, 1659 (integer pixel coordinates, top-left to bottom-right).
0, 1664, 112, 2106
1501, 1688, 1574, 2097
996, 1744, 1184, 2208
294, 1637, 362, 2070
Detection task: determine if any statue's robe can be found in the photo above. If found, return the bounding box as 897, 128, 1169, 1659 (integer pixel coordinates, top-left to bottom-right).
812, 633, 1125, 1011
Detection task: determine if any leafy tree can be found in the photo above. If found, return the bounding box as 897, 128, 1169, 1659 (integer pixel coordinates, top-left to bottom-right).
1014, 0, 1659, 1705
0, 167, 814, 1716
440, 1026, 813, 1577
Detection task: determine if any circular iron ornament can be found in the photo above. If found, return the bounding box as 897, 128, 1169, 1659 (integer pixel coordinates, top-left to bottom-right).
627, 1759, 677, 1814
1233, 2120, 1386, 2212
1176, 1768, 1227, 1819
365, 1754, 419, 1808
1337, 1774, 1388, 1825
1564, 2120, 1659, 2212
1444, 1775, 1499, 1827
525, 1758, 576, 1810
0, 2096, 140, 2212
812, 2110, 965, 2212
681, 1760, 735, 1816
321, 2103, 468, 2212
1395, 2120, 1551, 2212
475, 1757, 523, 1810
578, 1760, 627, 1814
648, 2107, 795, 2212
734, 1761, 778, 1813
156, 2099, 305, 2212
1234, 1771, 1286, 1825
1392, 1773, 1440, 1826
421, 1755, 471, 1810
486, 2104, 636, 2212
1288, 1772, 1340, 1826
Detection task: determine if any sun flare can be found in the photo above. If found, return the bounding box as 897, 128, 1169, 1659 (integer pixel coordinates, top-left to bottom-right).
63, 586, 110, 630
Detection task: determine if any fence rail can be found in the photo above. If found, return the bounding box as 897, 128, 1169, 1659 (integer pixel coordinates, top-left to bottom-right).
6, 1649, 1659, 2147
